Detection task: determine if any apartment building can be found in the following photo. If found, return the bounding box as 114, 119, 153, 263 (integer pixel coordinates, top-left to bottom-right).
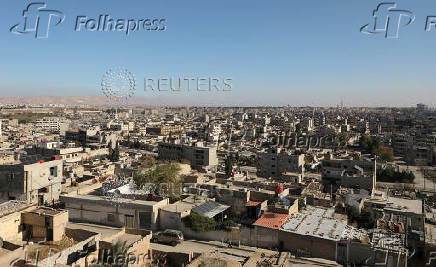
0, 159, 63, 204
146, 125, 182, 136
256, 148, 304, 178
321, 159, 376, 191
392, 134, 413, 157
35, 118, 69, 133
158, 141, 218, 170
65, 128, 117, 149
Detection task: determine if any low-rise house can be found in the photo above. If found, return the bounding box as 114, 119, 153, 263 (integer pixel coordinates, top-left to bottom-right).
60, 194, 169, 231
21, 207, 68, 242
191, 200, 230, 221
253, 212, 289, 249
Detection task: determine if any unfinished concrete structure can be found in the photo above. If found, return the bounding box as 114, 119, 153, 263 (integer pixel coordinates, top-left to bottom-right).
158, 141, 218, 170
21, 207, 68, 242
256, 148, 304, 178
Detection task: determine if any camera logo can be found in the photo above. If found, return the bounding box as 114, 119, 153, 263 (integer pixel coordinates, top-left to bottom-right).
10, 2, 65, 39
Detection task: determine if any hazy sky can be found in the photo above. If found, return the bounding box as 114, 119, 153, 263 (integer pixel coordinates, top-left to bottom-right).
0, 0, 435, 106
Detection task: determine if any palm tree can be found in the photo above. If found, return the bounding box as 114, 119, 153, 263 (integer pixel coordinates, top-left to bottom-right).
98, 240, 129, 267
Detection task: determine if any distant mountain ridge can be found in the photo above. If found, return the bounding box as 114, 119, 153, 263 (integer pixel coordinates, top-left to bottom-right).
0, 96, 151, 106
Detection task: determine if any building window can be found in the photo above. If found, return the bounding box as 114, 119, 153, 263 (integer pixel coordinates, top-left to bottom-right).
50, 167, 57, 177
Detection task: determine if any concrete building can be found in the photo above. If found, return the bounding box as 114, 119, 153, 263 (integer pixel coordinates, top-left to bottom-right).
392, 134, 413, 157
256, 148, 304, 178
65, 128, 117, 149
253, 212, 290, 249
0, 159, 63, 204
321, 159, 376, 192
364, 197, 424, 232
21, 207, 68, 242
280, 206, 363, 261
60, 194, 169, 231
146, 125, 181, 136
35, 118, 69, 132
409, 146, 433, 166
158, 195, 206, 231
0, 200, 35, 242
158, 141, 218, 170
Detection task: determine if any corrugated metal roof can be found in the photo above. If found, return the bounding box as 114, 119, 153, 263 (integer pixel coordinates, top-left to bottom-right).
191, 200, 230, 218
281, 206, 361, 241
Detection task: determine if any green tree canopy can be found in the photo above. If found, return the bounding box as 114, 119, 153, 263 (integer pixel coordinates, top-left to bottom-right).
133, 161, 182, 199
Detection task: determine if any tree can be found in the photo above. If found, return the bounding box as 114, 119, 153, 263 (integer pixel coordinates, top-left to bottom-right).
359, 135, 394, 162
347, 206, 376, 229
347, 206, 359, 223
183, 212, 217, 232
375, 146, 394, 162
378, 167, 415, 183
357, 208, 376, 229
338, 133, 350, 148
133, 161, 182, 199
99, 240, 129, 267
140, 155, 156, 169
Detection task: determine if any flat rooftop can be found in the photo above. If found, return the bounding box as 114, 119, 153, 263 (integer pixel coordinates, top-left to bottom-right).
29, 207, 66, 216
107, 183, 143, 195
367, 197, 423, 214
60, 194, 167, 208
0, 200, 31, 218
160, 195, 207, 213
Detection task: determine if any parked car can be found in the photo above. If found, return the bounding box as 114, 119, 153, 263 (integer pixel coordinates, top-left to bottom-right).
152, 229, 184, 246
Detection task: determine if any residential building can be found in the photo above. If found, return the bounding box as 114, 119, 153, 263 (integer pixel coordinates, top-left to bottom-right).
158, 141, 218, 170
256, 148, 304, 178
0, 159, 63, 204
